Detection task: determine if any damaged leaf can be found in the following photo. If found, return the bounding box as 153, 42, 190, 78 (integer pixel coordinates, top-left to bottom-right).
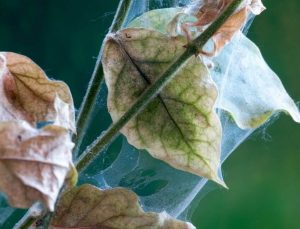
211, 32, 300, 128
0, 121, 75, 211
129, 7, 299, 129
211, 7, 248, 55
51, 184, 195, 229
103, 28, 224, 186
0, 52, 75, 132
131, 0, 266, 55
186, 0, 266, 54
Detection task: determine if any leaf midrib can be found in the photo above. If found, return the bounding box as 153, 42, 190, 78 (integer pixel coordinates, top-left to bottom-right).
115, 37, 212, 170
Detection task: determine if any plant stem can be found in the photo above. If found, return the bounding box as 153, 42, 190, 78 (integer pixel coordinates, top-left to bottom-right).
75, 0, 244, 173
72, 0, 134, 158
13, 1, 243, 228
12, 202, 45, 229
14, 1, 134, 228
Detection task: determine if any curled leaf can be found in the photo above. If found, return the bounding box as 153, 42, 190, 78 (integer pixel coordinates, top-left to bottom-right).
212, 7, 248, 55
0, 121, 75, 211
51, 184, 195, 229
211, 0, 266, 54
0, 52, 75, 132
103, 28, 224, 186
212, 32, 300, 128
182, 0, 266, 54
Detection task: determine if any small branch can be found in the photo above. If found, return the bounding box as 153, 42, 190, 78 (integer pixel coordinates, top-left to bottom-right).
72, 0, 134, 158
75, 0, 244, 173
12, 202, 45, 229
13, 1, 243, 228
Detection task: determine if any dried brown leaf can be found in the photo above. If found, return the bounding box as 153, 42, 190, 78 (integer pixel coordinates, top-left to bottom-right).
183, 0, 266, 55
50, 184, 195, 229
0, 52, 75, 132
212, 7, 248, 54
0, 121, 75, 211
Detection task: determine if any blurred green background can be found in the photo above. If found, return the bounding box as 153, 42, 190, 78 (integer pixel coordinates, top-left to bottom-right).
1, 0, 300, 228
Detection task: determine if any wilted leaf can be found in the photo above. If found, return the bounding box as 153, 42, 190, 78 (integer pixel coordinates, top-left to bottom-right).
103, 28, 224, 186
187, 0, 233, 26
211, 32, 300, 128
158, 0, 265, 55
212, 7, 248, 55
0, 121, 75, 211
0, 52, 75, 132
51, 184, 195, 229
200, 0, 265, 54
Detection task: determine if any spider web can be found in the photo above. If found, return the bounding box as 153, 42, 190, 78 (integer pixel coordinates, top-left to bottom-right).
89, 0, 259, 221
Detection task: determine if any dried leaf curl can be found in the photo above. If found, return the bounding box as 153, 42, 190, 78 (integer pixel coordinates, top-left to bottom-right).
51, 184, 195, 229
0, 52, 75, 132
0, 121, 75, 211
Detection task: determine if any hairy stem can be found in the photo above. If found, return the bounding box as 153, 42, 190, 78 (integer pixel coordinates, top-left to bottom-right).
12, 202, 45, 229
75, 0, 244, 173
72, 0, 133, 158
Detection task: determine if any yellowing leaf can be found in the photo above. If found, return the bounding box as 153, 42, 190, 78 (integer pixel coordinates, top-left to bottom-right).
51, 184, 195, 229
0, 121, 75, 211
0, 52, 75, 132
103, 28, 224, 186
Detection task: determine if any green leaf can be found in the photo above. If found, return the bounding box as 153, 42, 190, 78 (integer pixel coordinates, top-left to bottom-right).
50, 184, 195, 229
211, 32, 300, 128
102, 28, 224, 186
128, 7, 183, 33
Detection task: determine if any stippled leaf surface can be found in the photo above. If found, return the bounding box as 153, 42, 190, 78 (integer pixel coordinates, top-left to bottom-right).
50, 184, 195, 229
0, 52, 75, 132
212, 32, 300, 128
0, 121, 75, 211
102, 28, 224, 186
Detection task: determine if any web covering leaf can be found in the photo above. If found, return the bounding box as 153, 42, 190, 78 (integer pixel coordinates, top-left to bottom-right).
79, 0, 261, 221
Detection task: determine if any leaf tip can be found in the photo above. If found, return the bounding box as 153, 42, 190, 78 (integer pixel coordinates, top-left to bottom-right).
212, 174, 228, 189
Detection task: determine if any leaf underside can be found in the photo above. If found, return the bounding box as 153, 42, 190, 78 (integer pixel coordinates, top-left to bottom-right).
0, 121, 75, 211
0, 52, 75, 132
103, 28, 224, 185
51, 184, 195, 229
